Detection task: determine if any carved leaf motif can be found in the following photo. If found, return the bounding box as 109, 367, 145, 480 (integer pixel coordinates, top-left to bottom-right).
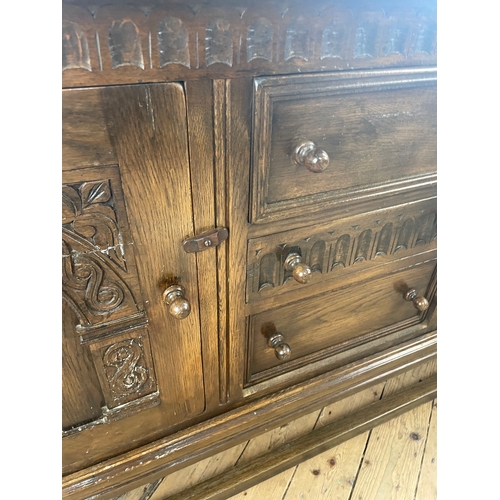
80, 180, 112, 208
62, 195, 77, 224
62, 185, 82, 224
63, 181, 126, 270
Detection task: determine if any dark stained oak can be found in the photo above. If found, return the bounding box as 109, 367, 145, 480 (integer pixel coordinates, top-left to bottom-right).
251, 68, 437, 224
246, 197, 436, 305
62, 0, 437, 497
62, 89, 117, 169
166, 375, 437, 500
248, 260, 436, 382
62, 0, 436, 88
62, 332, 436, 500
62, 83, 207, 474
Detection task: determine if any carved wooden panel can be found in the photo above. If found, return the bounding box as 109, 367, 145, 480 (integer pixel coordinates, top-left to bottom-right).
251, 67, 437, 224
89, 329, 157, 410
246, 198, 437, 303
62, 1, 436, 87
62, 166, 146, 342
62, 165, 159, 434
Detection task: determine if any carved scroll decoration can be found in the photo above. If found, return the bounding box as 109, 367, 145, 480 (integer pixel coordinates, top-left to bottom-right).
62, 172, 146, 339
62, 230, 140, 328
62, 169, 158, 434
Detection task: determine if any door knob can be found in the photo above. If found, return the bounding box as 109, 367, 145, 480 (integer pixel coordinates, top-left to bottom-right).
403, 289, 429, 312
284, 252, 312, 284
294, 140, 330, 173
163, 284, 191, 319
267, 332, 291, 361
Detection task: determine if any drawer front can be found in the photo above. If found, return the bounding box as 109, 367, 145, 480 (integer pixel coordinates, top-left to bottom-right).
246, 198, 436, 305
251, 68, 436, 224
247, 259, 436, 383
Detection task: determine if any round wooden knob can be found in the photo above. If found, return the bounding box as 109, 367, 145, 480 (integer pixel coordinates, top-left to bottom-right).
162, 284, 191, 319
403, 289, 429, 312
294, 140, 330, 173
268, 333, 292, 361
284, 253, 312, 284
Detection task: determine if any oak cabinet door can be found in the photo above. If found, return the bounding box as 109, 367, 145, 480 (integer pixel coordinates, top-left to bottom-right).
62, 83, 205, 473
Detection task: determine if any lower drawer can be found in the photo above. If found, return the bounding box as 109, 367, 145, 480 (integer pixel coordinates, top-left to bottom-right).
247, 259, 436, 383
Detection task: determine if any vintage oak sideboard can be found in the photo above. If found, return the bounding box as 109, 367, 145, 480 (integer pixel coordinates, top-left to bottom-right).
62, 0, 437, 498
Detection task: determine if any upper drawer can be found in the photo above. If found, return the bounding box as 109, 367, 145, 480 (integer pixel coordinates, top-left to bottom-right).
250, 68, 437, 224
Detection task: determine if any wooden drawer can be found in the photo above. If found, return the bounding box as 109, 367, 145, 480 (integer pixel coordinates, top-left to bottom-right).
251, 68, 437, 224
247, 259, 436, 384
246, 198, 436, 306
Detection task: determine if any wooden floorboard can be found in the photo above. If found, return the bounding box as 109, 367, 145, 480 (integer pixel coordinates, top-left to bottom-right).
414, 399, 437, 500
112, 361, 437, 500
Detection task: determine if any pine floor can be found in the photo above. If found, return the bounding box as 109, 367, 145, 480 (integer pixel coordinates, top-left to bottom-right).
114, 360, 437, 500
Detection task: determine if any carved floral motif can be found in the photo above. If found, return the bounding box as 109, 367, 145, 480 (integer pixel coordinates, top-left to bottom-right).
62, 177, 143, 330
63, 179, 126, 270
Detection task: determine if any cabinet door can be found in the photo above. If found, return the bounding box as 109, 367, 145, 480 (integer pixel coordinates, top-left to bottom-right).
62, 83, 205, 473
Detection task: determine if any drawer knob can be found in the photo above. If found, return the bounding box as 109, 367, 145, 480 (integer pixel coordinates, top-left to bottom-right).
162, 284, 191, 319
268, 333, 292, 361
403, 289, 429, 312
284, 252, 312, 284
294, 140, 330, 173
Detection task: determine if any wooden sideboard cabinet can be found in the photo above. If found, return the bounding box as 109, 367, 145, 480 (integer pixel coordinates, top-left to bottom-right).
62, 0, 437, 498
